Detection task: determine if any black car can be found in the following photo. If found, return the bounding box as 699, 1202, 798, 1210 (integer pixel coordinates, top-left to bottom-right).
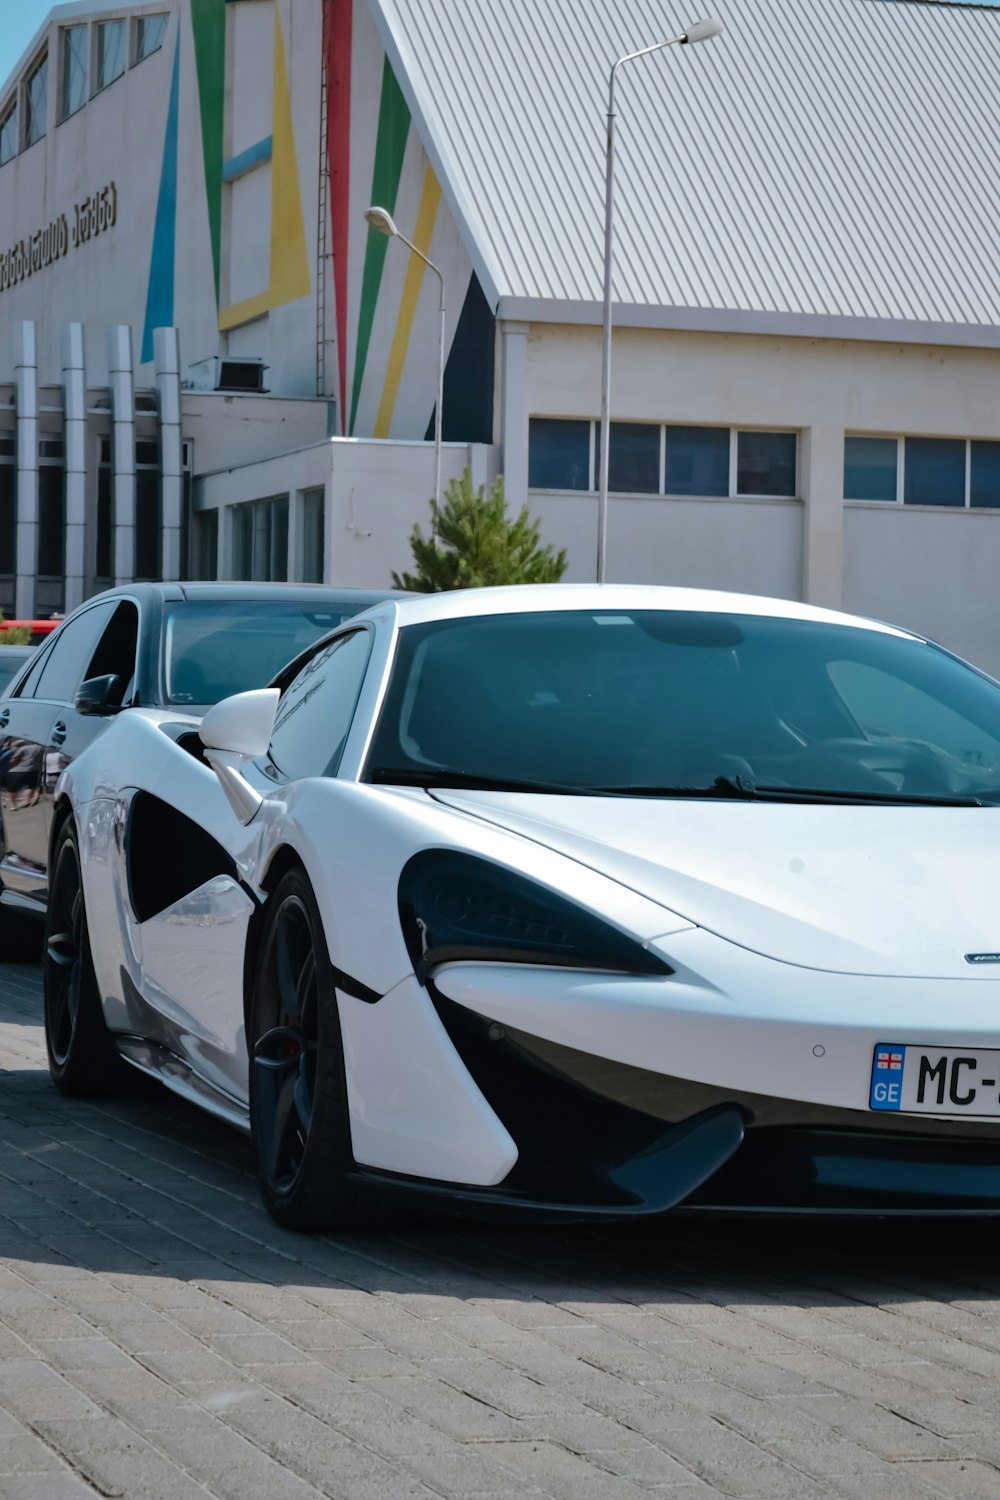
0, 582, 401, 957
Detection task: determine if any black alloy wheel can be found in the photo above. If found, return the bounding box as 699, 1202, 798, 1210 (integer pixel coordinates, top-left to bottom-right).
250, 865, 395, 1231
44, 819, 128, 1095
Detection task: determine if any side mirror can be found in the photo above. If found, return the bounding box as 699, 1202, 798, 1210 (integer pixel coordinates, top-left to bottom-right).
199, 688, 279, 824
75, 674, 123, 716
199, 688, 279, 760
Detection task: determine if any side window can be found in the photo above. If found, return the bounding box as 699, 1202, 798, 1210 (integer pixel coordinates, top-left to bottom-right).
30, 603, 118, 705
268, 630, 372, 781
84, 601, 139, 707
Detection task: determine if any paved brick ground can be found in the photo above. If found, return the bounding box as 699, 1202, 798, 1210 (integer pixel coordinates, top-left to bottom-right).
4, 966, 1000, 1499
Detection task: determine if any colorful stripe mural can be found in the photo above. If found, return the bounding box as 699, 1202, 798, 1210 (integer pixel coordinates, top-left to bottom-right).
189, 0, 225, 303
326, 0, 353, 433
141, 29, 180, 365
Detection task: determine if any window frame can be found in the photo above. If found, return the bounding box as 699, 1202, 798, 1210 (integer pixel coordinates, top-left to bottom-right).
134, 13, 169, 65
94, 19, 127, 95
23, 51, 49, 150
843, 433, 1000, 511
263, 625, 376, 783
0, 98, 18, 165
59, 24, 88, 122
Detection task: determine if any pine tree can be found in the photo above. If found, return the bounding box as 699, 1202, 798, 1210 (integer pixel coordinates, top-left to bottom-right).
392, 469, 567, 592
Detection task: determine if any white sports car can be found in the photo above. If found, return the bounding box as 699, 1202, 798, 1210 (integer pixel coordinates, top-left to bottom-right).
44, 585, 1000, 1229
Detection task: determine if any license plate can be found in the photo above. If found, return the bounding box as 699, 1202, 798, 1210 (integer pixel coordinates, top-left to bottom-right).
870, 1043, 1000, 1116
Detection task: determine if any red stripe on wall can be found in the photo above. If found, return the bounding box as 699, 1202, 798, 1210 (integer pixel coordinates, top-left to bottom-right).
326, 0, 352, 433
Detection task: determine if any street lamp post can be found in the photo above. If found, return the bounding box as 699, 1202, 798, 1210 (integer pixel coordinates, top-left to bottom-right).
597, 17, 723, 583
364, 205, 446, 510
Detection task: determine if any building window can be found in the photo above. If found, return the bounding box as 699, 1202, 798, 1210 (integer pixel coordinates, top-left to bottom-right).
602, 423, 660, 496
844, 435, 898, 501
38, 439, 65, 614
528, 419, 591, 491
971, 442, 1000, 510
96, 437, 112, 583
302, 489, 325, 583
135, 14, 168, 64
59, 26, 87, 120
905, 437, 965, 508
232, 496, 288, 581
529, 418, 798, 499
24, 53, 48, 148
736, 430, 797, 498
96, 22, 126, 92
0, 437, 15, 618
845, 435, 1000, 510
665, 426, 729, 497
0, 103, 17, 165
192, 510, 218, 581
135, 439, 161, 580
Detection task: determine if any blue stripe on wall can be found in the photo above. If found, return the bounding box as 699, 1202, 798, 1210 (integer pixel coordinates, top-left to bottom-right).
141, 33, 181, 365
221, 136, 273, 181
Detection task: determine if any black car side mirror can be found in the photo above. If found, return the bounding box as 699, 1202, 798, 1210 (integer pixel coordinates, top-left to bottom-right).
75, 674, 124, 716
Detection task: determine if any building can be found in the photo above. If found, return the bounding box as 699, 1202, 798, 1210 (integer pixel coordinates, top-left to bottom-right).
0, 1, 999, 666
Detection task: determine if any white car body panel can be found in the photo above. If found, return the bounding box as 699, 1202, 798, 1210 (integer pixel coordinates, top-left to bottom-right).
338, 973, 517, 1184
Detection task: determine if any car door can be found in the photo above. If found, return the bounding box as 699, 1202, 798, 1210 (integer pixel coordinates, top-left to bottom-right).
133, 628, 375, 1106
52, 599, 140, 786
0, 600, 117, 893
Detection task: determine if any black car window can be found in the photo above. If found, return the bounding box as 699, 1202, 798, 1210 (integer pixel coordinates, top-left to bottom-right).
84, 601, 139, 707
162, 601, 361, 706
267, 629, 372, 781
28, 602, 118, 705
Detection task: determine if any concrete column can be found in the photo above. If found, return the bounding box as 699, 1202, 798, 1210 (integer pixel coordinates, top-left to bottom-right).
800, 423, 845, 609
108, 325, 136, 585
63, 324, 87, 612
14, 321, 38, 619
154, 326, 183, 580
499, 320, 529, 507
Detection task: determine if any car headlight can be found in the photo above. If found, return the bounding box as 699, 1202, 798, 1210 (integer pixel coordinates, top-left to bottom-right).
398, 851, 672, 980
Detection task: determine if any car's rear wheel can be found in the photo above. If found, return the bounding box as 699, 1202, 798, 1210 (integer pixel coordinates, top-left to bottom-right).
250, 866, 393, 1232
44, 819, 129, 1095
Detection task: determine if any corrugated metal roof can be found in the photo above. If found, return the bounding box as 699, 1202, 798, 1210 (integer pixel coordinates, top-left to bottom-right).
368, 0, 1000, 336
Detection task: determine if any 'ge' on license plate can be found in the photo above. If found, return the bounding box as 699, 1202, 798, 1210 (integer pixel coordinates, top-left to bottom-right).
870, 1043, 1000, 1116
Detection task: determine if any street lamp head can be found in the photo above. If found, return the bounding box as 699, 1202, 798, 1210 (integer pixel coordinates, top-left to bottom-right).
364, 205, 398, 237
682, 17, 724, 43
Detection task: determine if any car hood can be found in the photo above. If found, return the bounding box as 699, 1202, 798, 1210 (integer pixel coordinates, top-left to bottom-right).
431, 792, 1000, 978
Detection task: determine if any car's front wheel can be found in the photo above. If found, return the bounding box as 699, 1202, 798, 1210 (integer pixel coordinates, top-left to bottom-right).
44, 818, 129, 1095
250, 866, 393, 1232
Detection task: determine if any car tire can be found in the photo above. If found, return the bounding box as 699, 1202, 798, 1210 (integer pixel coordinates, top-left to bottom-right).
44, 818, 130, 1096
249, 865, 396, 1232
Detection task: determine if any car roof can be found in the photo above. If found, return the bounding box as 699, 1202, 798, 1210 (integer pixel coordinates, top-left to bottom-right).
83, 582, 407, 605
390, 584, 918, 639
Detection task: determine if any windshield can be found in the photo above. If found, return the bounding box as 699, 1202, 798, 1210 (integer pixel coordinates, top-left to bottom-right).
364, 609, 1000, 802
162, 601, 361, 706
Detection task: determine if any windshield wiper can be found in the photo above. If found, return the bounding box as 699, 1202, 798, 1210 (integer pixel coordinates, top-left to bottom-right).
611, 775, 984, 807
367, 767, 606, 796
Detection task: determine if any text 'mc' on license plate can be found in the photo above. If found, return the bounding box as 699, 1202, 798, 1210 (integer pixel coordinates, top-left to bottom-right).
870, 1044, 1000, 1116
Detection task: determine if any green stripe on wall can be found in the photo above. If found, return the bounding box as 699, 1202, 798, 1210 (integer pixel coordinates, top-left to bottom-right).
190, 0, 226, 302
349, 58, 411, 434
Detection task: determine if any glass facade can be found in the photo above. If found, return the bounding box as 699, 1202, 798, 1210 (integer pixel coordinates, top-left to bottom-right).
233, 497, 289, 581
60, 27, 87, 119
904, 437, 966, 507
971, 442, 1000, 510
0, 104, 17, 165
603, 423, 660, 495
302, 489, 325, 583
97, 22, 126, 90
665, 426, 729, 497
528, 419, 590, 491
736, 431, 797, 497
136, 15, 169, 63
24, 54, 48, 148
844, 435, 898, 501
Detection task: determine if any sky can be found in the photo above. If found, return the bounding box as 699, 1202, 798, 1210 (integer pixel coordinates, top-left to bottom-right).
0, 1, 56, 87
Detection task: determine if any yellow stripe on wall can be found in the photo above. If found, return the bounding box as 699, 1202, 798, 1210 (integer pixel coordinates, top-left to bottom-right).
373, 169, 442, 439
